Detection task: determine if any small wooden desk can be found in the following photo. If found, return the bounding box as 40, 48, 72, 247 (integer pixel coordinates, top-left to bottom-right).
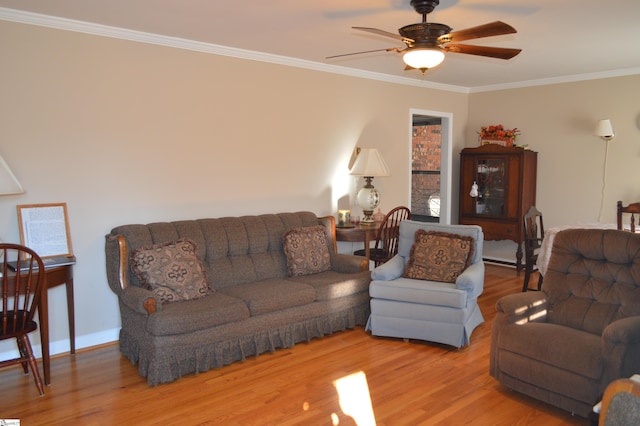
4, 263, 75, 386
335, 222, 382, 259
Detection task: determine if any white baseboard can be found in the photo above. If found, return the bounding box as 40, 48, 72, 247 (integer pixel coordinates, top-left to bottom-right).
0, 327, 120, 360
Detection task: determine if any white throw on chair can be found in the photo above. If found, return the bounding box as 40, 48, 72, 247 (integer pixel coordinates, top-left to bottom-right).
366, 221, 485, 348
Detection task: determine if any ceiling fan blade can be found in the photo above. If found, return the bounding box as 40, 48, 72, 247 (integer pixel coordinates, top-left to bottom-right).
326, 47, 402, 60
445, 44, 521, 60
353, 26, 413, 43
442, 21, 517, 43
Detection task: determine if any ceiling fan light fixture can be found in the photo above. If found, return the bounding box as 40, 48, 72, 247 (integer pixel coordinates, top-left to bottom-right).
402, 48, 445, 69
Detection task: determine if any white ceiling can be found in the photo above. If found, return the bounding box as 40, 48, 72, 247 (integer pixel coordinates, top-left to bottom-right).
1, 0, 639, 91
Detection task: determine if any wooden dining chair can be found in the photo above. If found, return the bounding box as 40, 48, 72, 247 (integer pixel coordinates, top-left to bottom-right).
354, 206, 411, 267
522, 206, 544, 292
617, 200, 640, 233
0, 243, 46, 395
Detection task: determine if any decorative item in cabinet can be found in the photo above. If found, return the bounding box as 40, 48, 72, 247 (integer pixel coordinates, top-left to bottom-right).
459, 144, 537, 274
478, 124, 520, 147
481, 138, 513, 147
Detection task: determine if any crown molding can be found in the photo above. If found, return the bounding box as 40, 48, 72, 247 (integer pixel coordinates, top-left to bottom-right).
2, 7, 637, 94
469, 67, 640, 93
0, 7, 470, 94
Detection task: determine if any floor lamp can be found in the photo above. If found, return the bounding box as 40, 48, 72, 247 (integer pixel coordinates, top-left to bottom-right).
594, 119, 615, 222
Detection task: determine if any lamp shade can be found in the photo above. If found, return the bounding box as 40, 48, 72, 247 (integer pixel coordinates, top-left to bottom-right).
594, 119, 615, 139
0, 154, 24, 195
402, 48, 445, 69
350, 148, 391, 177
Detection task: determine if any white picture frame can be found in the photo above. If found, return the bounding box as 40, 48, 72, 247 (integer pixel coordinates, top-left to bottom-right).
17, 203, 73, 258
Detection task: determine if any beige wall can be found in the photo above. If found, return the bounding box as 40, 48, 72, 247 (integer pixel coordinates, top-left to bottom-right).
468, 75, 640, 228
2, 19, 638, 355
0, 21, 469, 354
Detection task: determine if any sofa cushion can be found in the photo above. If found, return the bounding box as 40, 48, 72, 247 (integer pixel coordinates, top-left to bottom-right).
217, 279, 316, 316
130, 238, 210, 303
283, 225, 331, 277
288, 270, 371, 301
146, 293, 251, 336
403, 230, 474, 283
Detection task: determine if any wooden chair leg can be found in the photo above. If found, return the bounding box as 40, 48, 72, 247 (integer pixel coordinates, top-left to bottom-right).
17, 337, 29, 374
536, 273, 544, 291
522, 267, 532, 292
20, 335, 45, 395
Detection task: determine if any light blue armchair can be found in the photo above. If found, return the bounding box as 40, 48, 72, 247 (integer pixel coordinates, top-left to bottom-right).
365, 220, 485, 348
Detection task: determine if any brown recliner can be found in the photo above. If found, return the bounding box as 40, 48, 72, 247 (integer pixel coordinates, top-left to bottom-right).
490, 229, 640, 417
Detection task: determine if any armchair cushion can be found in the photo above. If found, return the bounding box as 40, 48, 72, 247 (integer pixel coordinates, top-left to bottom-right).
130, 238, 210, 303
370, 278, 467, 308
403, 230, 474, 283
283, 225, 331, 277
545, 229, 640, 335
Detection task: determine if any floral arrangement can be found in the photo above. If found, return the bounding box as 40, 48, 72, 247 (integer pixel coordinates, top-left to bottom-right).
478, 124, 521, 141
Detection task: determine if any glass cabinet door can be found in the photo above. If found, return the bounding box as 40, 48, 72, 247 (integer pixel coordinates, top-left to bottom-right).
475, 158, 505, 217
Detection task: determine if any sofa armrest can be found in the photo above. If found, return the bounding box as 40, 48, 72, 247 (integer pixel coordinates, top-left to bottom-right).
371, 255, 405, 281
455, 261, 485, 298
331, 253, 369, 273
494, 291, 549, 326
120, 286, 162, 315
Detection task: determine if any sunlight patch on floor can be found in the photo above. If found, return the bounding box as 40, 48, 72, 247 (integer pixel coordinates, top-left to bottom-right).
333, 371, 376, 425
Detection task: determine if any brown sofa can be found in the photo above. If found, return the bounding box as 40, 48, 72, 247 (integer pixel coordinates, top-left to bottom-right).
105, 211, 371, 385
490, 228, 640, 417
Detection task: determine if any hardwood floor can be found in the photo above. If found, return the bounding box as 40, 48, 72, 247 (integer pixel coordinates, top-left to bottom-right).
0, 265, 590, 425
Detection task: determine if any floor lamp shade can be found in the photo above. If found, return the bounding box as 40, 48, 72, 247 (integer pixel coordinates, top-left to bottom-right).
594, 119, 615, 141
350, 149, 390, 224
0, 154, 24, 195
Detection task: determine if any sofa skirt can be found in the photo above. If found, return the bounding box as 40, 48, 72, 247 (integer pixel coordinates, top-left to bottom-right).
119, 294, 370, 386
365, 298, 484, 348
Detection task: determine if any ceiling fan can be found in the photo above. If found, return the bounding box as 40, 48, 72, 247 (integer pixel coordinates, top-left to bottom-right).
327, 0, 522, 74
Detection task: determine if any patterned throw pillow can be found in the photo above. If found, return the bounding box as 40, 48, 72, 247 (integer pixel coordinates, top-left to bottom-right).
130, 238, 210, 303
403, 230, 475, 283
283, 225, 332, 277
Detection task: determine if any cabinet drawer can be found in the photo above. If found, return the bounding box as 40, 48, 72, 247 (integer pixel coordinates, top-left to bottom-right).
460, 218, 518, 242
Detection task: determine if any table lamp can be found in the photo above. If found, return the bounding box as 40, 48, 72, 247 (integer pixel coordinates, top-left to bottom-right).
350, 148, 390, 224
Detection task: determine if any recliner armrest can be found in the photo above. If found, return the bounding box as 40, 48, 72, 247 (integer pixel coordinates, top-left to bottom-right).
494, 291, 549, 325
120, 286, 163, 315
603, 316, 640, 345
602, 316, 640, 389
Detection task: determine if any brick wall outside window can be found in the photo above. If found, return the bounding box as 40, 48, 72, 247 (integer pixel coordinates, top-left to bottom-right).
412, 124, 441, 217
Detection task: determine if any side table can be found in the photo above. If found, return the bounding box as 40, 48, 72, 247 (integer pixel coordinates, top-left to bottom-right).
335, 222, 382, 259
3, 261, 75, 386
39, 263, 76, 385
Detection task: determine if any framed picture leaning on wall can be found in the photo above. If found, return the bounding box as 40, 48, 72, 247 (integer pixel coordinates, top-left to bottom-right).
17, 202, 73, 259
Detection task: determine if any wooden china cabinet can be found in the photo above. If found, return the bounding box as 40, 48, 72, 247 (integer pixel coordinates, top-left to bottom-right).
458, 144, 537, 273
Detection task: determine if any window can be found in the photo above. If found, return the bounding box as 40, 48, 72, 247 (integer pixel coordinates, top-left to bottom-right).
411, 115, 442, 222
